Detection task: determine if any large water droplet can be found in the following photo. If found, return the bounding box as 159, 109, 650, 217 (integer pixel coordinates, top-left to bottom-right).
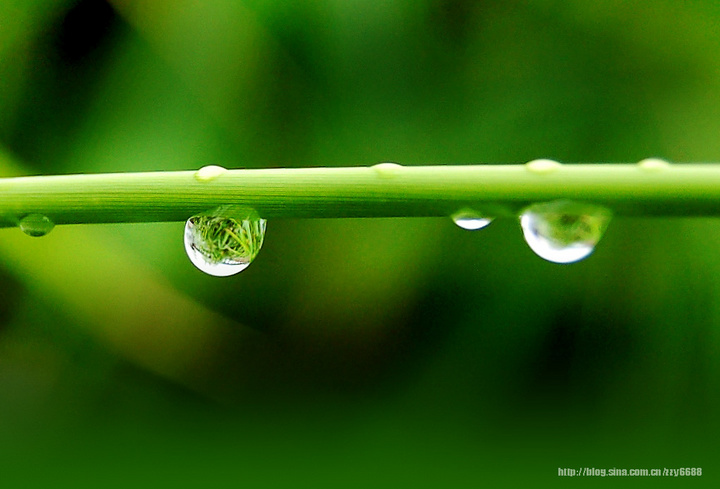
451, 208, 493, 230
19, 214, 55, 237
194, 165, 227, 182
519, 200, 611, 264
184, 207, 266, 276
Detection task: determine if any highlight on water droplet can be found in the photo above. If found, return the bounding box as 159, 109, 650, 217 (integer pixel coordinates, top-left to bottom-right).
194, 165, 227, 182
372, 162, 403, 178
451, 208, 493, 230
637, 158, 670, 172
19, 214, 55, 237
184, 206, 266, 277
525, 159, 561, 175
519, 200, 611, 264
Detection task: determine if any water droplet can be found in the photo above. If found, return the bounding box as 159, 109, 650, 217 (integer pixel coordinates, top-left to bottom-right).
637, 158, 670, 172
519, 200, 611, 264
184, 207, 266, 277
372, 162, 403, 178
19, 214, 55, 237
451, 208, 493, 230
526, 159, 561, 174
194, 165, 227, 182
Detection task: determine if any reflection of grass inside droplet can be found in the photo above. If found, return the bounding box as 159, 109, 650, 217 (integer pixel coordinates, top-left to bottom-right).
191, 215, 265, 265
545, 212, 607, 246
521, 200, 612, 250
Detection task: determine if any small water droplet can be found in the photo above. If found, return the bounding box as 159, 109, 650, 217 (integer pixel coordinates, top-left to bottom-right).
184, 206, 266, 277
372, 162, 403, 178
526, 159, 561, 174
637, 158, 670, 172
451, 208, 493, 230
519, 200, 611, 264
194, 165, 227, 182
19, 214, 55, 237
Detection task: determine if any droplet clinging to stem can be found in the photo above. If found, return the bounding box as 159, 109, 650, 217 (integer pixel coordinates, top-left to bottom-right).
184, 206, 266, 276
519, 200, 612, 263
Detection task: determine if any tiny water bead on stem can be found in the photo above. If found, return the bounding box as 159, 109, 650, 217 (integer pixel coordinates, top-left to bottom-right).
184, 206, 266, 277
194, 165, 227, 182
18, 214, 55, 237
637, 158, 671, 173
371, 162, 404, 178
525, 158, 562, 175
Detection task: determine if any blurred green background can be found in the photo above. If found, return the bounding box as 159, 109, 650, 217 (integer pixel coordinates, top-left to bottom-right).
1, 0, 719, 487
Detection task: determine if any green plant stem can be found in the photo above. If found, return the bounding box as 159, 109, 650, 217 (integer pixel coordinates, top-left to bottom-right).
2, 163, 720, 227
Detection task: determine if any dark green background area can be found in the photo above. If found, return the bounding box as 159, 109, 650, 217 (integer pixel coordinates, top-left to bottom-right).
1, 1, 718, 487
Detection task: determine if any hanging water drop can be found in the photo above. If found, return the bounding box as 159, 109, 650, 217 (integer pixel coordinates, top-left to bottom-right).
194, 165, 227, 182
184, 206, 266, 277
451, 208, 493, 230
19, 214, 55, 237
519, 200, 611, 264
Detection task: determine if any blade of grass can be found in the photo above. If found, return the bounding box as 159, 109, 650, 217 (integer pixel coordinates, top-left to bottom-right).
2, 162, 720, 227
